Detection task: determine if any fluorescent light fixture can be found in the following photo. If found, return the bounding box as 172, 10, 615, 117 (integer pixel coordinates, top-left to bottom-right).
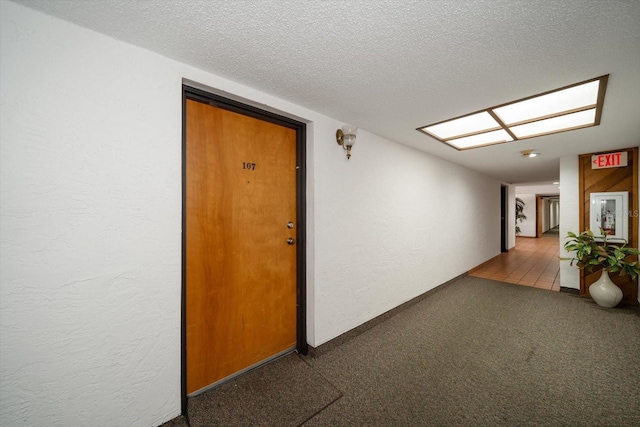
422, 111, 500, 140
448, 129, 513, 149
492, 81, 599, 125
417, 75, 608, 150
510, 109, 596, 139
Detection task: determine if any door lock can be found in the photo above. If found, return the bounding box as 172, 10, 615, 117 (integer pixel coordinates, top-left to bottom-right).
287, 237, 296, 245
287, 222, 294, 229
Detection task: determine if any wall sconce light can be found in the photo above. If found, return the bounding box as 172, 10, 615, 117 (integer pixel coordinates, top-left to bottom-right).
336, 125, 358, 159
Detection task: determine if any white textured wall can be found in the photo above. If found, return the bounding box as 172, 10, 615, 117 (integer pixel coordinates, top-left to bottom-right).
0, 2, 501, 426
0, 2, 183, 425
541, 199, 550, 233
312, 127, 501, 344
559, 156, 580, 290
549, 200, 560, 228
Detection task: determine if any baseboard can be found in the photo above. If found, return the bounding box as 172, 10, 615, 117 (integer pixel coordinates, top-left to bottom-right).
469, 254, 502, 273
558, 287, 640, 309
306, 273, 467, 358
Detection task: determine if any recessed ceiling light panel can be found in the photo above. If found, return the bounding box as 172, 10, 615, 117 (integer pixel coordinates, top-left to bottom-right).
493, 80, 600, 125
421, 111, 500, 140
510, 109, 597, 139
417, 75, 608, 150
448, 129, 513, 149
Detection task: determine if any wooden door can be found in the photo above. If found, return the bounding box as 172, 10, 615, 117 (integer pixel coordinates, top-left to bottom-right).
536, 196, 543, 237
185, 99, 298, 394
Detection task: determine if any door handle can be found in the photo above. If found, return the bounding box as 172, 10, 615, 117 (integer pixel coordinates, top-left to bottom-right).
287, 237, 296, 245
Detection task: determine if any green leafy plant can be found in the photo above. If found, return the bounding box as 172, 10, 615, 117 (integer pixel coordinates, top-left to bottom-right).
563, 228, 640, 279
515, 197, 527, 236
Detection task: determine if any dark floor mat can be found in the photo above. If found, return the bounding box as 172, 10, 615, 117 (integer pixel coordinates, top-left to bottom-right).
187, 353, 341, 427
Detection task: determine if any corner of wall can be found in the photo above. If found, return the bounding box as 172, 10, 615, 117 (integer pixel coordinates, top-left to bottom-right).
559, 155, 580, 290
507, 185, 517, 250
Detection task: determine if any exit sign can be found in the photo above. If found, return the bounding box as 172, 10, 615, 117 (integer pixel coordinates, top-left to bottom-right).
591, 152, 628, 169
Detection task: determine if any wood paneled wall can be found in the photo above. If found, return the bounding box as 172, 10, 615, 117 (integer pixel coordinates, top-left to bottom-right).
578, 147, 639, 306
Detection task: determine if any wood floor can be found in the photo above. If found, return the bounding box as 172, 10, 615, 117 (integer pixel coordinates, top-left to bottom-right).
469, 233, 560, 291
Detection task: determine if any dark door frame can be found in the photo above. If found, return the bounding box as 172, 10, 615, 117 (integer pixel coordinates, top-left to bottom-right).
501, 185, 508, 252
181, 85, 308, 416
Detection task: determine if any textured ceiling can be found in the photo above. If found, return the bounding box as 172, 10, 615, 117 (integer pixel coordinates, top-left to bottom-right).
13, 0, 640, 184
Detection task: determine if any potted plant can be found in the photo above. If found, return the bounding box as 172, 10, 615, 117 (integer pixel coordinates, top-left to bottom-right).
563, 228, 640, 307
515, 197, 527, 236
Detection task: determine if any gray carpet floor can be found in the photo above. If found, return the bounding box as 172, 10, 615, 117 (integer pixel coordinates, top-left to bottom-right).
165, 276, 640, 426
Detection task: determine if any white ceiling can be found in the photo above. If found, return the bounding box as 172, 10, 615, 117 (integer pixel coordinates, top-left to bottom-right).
516, 184, 560, 196
13, 0, 640, 184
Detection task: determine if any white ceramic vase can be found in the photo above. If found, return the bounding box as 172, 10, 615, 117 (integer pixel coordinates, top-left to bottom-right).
589, 269, 623, 308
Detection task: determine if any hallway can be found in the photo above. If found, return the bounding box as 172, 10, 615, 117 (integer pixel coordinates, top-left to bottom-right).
469, 233, 561, 291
